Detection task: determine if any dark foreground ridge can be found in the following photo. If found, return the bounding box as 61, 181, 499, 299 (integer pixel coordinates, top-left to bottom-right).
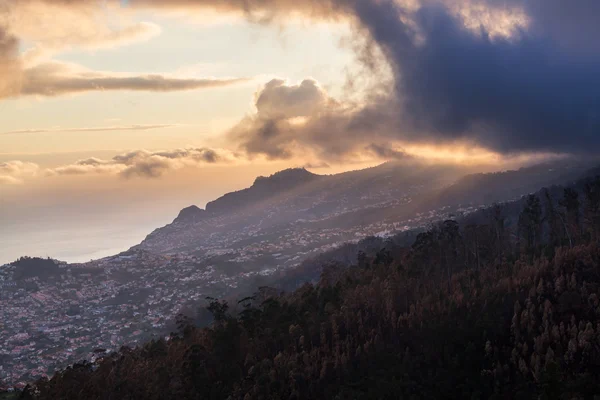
17, 174, 600, 399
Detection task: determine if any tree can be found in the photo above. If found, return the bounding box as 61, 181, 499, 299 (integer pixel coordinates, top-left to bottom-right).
463, 224, 487, 270
583, 176, 600, 240
205, 296, 230, 323
543, 189, 562, 251
439, 219, 460, 289
488, 203, 507, 260
558, 187, 579, 247
518, 195, 542, 257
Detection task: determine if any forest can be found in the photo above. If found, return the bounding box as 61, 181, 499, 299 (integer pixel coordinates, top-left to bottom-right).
13, 175, 600, 399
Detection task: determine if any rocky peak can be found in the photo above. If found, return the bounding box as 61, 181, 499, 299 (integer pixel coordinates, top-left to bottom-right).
252, 168, 319, 189
174, 205, 206, 223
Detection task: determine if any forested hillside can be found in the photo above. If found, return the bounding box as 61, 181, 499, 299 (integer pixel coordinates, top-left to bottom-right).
18, 176, 600, 399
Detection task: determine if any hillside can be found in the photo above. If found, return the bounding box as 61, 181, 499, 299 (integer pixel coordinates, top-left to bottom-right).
21, 175, 600, 399
431, 162, 592, 208
134, 162, 470, 257
135, 160, 594, 273
205, 168, 322, 215
4, 160, 599, 389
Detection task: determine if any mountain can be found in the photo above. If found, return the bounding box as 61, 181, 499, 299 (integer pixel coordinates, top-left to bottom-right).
173, 206, 206, 224
279, 165, 600, 290
22, 173, 600, 400
134, 161, 471, 259
205, 168, 322, 215
4, 159, 599, 389
135, 160, 595, 274
430, 162, 591, 208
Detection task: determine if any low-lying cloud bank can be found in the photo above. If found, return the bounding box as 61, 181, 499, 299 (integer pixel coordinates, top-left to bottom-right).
0, 161, 39, 185
0, 147, 240, 185
46, 148, 238, 179
0, 145, 572, 186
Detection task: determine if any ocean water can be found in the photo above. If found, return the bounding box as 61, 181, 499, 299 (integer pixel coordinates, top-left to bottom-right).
0, 222, 160, 265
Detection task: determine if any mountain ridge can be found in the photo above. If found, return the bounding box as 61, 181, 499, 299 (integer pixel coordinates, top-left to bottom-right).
20, 169, 600, 400
135, 160, 595, 261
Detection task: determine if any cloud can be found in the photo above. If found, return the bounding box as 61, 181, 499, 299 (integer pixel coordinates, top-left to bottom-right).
0, 175, 24, 185
2, 124, 177, 135
3, 0, 600, 157
494, 0, 600, 52
7, 0, 162, 66
302, 161, 330, 169
46, 148, 237, 178
0, 26, 22, 99
366, 144, 412, 161
0, 161, 39, 185
230, 79, 352, 160
21, 21, 162, 67
14, 61, 247, 98
229, 79, 405, 161
353, 1, 600, 154
0, 2, 244, 99
223, 0, 600, 158
254, 79, 330, 119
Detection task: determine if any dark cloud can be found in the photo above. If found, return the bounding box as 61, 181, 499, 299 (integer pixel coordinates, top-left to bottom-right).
366, 143, 412, 161
232, 0, 600, 157
119, 156, 173, 178
4, 0, 600, 156
152, 148, 222, 163
303, 161, 330, 169
491, 0, 600, 52
356, 1, 600, 154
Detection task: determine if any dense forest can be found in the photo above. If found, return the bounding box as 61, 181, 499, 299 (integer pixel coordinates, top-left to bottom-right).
11, 257, 61, 280
14, 175, 600, 399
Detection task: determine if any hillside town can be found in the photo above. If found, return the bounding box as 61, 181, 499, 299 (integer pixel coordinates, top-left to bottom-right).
0, 201, 476, 388
2, 162, 586, 388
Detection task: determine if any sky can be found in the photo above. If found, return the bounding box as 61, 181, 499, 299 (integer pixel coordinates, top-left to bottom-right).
0, 0, 598, 263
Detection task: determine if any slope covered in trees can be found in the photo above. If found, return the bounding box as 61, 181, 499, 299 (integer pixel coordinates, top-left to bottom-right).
19, 176, 600, 400
11, 257, 61, 280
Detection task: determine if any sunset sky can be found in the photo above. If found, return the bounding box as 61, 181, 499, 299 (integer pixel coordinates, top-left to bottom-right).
1, 0, 599, 263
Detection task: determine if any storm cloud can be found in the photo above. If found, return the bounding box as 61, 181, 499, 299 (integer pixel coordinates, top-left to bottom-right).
3, 0, 600, 156
175, 0, 599, 158
355, 1, 600, 154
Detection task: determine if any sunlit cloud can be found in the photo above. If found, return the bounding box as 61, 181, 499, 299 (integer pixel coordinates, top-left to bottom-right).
14, 61, 248, 98
0, 161, 39, 185
2, 0, 600, 164
21, 22, 162, 67
8, 1, 161, 65
46, 148, 240, 179
3, 124, 178, 135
